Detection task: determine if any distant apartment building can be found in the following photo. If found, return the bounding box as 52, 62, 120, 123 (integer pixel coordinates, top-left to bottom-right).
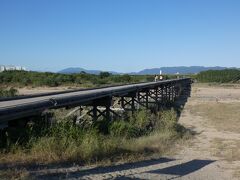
0, 65, 26, 72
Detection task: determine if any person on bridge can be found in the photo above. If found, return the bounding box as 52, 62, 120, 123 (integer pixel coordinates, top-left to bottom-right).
159, 75, 163, 81
159, 70, 164, 81
154, 75, 158, 82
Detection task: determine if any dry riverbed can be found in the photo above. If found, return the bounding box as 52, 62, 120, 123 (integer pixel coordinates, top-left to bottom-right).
64, 83, 240, 180
1, 83, 240, 179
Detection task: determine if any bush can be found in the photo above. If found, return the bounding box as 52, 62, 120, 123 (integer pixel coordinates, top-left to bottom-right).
99, 72, 111, 79
109, 110, 154, 138
120, 74, 132, 82
0, 107, 189, 164
131, 110, 152, 130
0, 88, 18, 97
109, 120, 139, 138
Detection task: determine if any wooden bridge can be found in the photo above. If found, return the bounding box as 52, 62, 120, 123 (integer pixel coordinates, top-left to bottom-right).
0, 78, 192, 127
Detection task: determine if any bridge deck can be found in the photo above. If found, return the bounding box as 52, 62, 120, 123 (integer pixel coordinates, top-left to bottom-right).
0, 78, 191, 122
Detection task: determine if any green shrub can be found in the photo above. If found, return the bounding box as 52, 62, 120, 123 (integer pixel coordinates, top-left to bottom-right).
131, 110, 152, 130
154, 109, 187, 138
0, 88, 18, 97
0, 107, 190, 164
109, 120, 139, 138
109, 110, 155, 138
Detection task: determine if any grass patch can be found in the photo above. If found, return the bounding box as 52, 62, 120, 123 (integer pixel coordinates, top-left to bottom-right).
211, 138, 240, 162
189, 102, 240, 133
211, 138, 240, 179
0, 168, 29, 180
0, 108, 191, 178
234, 169, 240, 179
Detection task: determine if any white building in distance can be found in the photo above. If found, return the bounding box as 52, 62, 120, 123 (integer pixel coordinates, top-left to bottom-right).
0, 65, 26, 72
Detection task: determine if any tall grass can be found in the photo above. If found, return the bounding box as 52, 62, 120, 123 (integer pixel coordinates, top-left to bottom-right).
0, 88, 18, 97
0, 108, 190, 165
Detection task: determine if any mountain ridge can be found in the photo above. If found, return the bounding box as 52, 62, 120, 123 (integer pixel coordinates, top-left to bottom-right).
58, 67, 119, 75
58, 66, 234, 75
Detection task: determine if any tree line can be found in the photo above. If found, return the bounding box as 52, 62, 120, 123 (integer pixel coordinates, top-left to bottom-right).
0, 70, 154, 87
196, 69, 240, 83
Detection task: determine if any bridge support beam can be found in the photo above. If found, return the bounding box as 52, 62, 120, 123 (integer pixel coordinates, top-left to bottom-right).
67, 80, 191, 122
85, 96, 113, 121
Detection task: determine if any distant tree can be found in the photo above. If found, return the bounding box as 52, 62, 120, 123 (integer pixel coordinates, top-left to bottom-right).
99, 72, 111, 79
146, 76, 154, 82
196, 69, 240, 83
121, 74, 132, 82
80, 71, 86, 74
0, 70, 149, 87
22, 77, 32, 86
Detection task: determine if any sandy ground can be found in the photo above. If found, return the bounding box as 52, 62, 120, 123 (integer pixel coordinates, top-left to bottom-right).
17, 86, 78, 95
29, 84, 240, 179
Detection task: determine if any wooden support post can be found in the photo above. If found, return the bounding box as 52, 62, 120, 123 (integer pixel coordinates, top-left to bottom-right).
77, 106, 82, 117
93, 105, 97, 121
161, 85, 164, 105
165, 85, 168, 104
137, 92, 140, 109
155, 88, 159, 110
105, 105, 110, 121
171, 84, 174, 101
121, 97, 125, 109
174, 85, 177, 100
146, 90, 149, 109
131, 96, 135, 114
168, 85, 170, 102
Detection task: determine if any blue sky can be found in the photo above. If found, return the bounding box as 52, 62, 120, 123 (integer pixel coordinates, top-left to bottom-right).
0, 0, 240, 72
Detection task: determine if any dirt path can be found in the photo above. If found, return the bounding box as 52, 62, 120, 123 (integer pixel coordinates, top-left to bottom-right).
17, 86, 76, 95
32, 84, 240, 179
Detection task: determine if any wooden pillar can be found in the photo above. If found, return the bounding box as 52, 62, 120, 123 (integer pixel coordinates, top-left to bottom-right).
165, 85, 168, 103
93, 105, 97, 121
105, 105, 110, 121
146, 90, 149, 109
155, 88, 159, 110
171, 83, 175, 101
137, 92, 141, 109
131, 96, 135, 114
121, 97, 125, 109
161, 85, 164, 105
168, 85, 171, 103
